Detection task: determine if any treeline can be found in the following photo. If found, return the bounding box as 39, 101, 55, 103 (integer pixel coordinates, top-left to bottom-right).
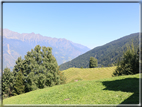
2, 45, 66, 98
60, 33, 139, 70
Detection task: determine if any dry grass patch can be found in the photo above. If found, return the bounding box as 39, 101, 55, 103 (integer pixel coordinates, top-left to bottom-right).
62, 66, 117, 83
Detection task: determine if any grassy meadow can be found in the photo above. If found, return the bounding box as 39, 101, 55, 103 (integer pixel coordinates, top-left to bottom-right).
3, 66, 140, 104
63, 66, 117, 83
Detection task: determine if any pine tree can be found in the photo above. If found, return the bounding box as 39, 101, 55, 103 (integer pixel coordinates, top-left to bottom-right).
42, 47, 60, 86
25, 72, 37, 92
2, 67, 14, 98
89, 57, 98, 68
11, 45, 63, 93
113, 42, 139, 76
14, 69, 25, 95
37, 73, 46, 88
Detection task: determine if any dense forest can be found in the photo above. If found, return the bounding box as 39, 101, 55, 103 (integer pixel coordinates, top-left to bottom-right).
59, 33, 139, 71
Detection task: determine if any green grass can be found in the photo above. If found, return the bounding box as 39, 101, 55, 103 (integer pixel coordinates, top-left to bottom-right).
62, 66, 117, 83
3, 73, 140, 104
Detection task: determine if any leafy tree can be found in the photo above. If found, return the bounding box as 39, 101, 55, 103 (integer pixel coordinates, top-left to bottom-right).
113, 43, 139, 76
89, 57, 98, 68
2, 67, 14, 98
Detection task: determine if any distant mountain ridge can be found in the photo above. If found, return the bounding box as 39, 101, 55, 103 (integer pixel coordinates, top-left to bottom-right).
3, 29, 88, 49
1, 29, 90, 70
59, 32, 139, 70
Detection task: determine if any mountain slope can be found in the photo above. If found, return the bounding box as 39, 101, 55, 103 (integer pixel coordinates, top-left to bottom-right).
1, 29, 90, 69
60, 33, 139, 70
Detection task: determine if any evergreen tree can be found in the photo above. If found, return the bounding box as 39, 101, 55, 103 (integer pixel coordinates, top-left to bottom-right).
25, 72, 37, 92
135, 48, 139, 73
89, 57, 98, 68
2, 67, 14, 98
113, 43, 139, 76
37, 73, 46, 88
42, 46, 60, 87
13, 69, 25, 95
12, 45, 63, 93
13, 56, 28, 93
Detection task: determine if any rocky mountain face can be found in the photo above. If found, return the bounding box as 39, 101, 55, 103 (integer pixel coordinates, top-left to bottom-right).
1, 29, 90, 70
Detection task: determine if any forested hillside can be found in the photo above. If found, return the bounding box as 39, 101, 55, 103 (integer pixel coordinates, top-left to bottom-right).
60, 33, 139, 70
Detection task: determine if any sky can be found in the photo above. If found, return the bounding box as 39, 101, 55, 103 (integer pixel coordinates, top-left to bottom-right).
3, 2, 140, 49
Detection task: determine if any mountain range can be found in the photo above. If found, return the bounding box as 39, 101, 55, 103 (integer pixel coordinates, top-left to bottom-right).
59, 33, 139, 70
1, 29, 90, 70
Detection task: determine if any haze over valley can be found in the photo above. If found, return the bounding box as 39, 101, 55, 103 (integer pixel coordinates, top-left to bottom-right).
1, 29, 90, 70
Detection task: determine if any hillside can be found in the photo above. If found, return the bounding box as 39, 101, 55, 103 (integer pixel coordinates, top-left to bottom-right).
1, 29, 90, 69
62, 66, 116, 83
3, 73, 140, 104
60, 33, 139, 70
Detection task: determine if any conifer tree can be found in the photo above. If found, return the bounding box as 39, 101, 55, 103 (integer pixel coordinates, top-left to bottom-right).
11, 45, 64, 93
2, 67, 14, 98
113, 42, 139, 76
42, 46, 60, 86
25, 72, 37, 92
14, 69, 25, 95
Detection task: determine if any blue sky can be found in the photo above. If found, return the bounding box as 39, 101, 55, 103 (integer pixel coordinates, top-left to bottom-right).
3, 3, 139, 49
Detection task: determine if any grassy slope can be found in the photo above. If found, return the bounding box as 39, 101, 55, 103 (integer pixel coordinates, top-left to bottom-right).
63, 66, 117, 83
3, 73, 140, 104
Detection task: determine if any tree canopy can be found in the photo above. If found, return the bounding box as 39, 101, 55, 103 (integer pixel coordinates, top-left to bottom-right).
2, 45, 66, 98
